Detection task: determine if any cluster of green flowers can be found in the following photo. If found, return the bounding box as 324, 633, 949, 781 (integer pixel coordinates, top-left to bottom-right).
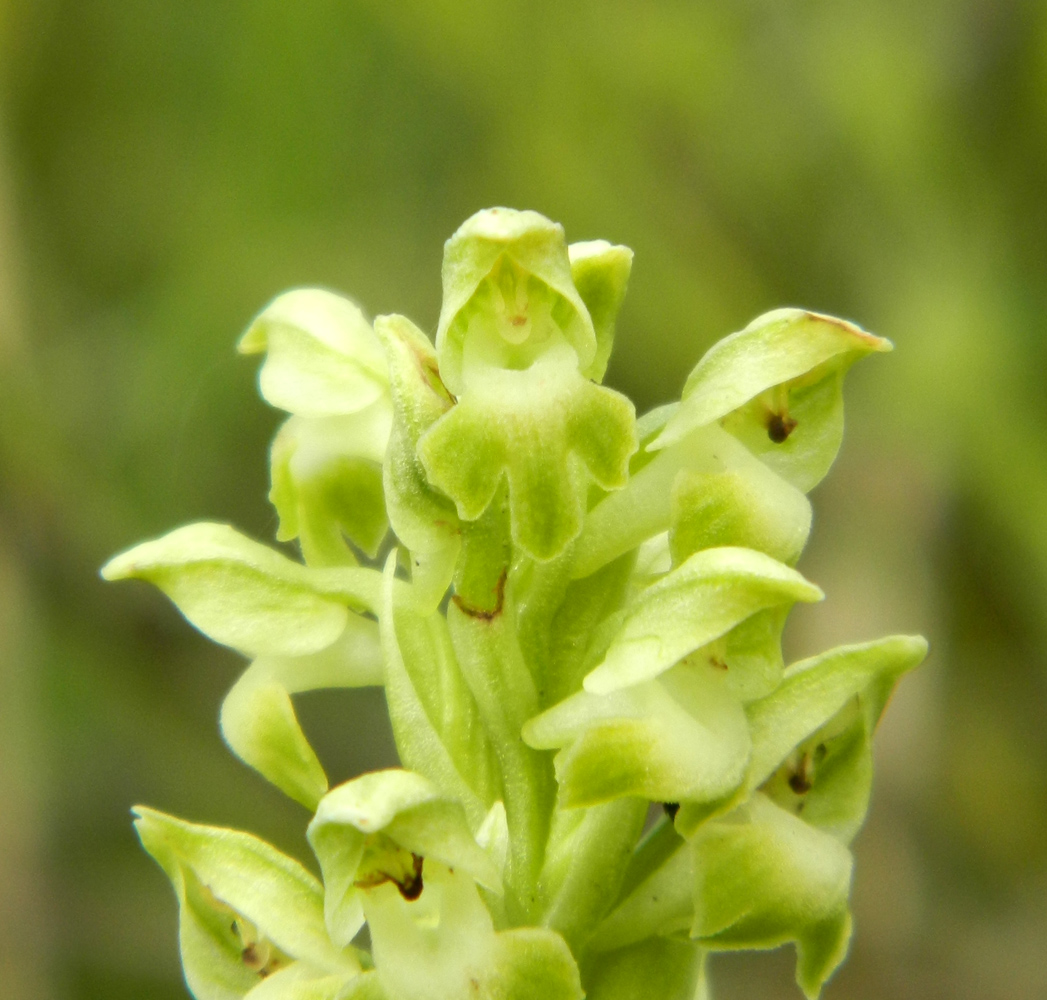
104, 208, 926, 1000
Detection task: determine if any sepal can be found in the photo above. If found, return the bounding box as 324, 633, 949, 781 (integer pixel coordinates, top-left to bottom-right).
222, 674, 328, 811
582, 546, 822, 694
239, 289, 388, 417
573, 423, 810, 580
436, 208, 597, 393
270, 407, 391, 565
523, 663, 751, 808
374, 314, 460, 609
652, 309, 891, 491
133, 806, 354, 1000
101, 522, 380, 656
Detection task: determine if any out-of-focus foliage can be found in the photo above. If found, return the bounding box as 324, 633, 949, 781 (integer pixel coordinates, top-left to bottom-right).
1, 1, 1046, 998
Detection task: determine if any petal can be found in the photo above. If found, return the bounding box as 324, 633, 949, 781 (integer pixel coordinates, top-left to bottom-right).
134, 808, 350, 976
583, 547, 822, 694
568, 239, 633, 383
744, 635, 929, 792
652, 309, 890, 492
239, 288, 388, 417
365, 865, 582, 1000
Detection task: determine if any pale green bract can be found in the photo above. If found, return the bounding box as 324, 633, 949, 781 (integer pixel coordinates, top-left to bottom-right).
106, 208, 927, 1000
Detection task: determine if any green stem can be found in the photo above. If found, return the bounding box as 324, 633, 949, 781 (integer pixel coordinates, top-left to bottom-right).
448, 495, 556, 922
538, 796, 647, 955
448, 603, 555, 923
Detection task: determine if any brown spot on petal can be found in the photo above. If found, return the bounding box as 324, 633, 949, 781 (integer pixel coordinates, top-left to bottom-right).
788, 753, 813, 794
788, 772, 812, 794
767, 412, 798, 444
241, 943, 269, 973
397, 854, 425, 901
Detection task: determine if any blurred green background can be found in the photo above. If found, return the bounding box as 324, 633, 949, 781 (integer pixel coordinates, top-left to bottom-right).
2, 1, 1046, 997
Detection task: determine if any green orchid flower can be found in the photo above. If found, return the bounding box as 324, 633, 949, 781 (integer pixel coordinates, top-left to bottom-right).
421, 208, 637, 561
107, 210, 926, 1000
241, 288, 393, 566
